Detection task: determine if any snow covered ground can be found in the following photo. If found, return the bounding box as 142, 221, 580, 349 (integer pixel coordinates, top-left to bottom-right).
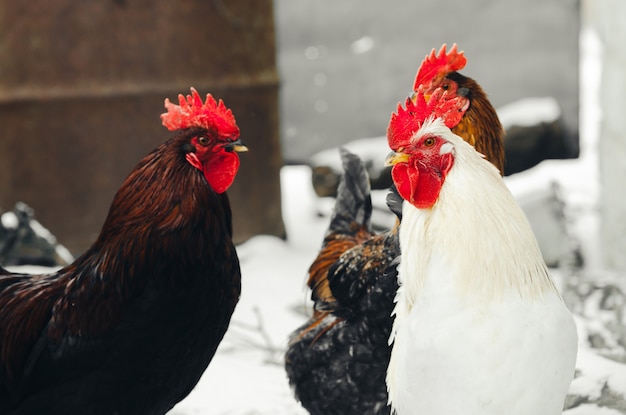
168, 27, 626, 414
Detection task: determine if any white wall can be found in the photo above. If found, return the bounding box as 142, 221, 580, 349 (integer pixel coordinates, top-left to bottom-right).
589, 0, 626, 271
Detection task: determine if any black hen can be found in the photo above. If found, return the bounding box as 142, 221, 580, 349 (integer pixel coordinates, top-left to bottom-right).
285, 148, 400, 415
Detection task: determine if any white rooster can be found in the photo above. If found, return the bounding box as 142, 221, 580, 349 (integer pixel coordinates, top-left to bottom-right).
384, 90, 578, 415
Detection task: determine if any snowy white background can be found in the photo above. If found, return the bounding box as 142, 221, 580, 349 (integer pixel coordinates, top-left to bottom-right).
166, 27, 626, 414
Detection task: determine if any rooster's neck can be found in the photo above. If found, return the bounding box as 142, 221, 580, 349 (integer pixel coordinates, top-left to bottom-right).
397, 137, 556, 308
78, 138, 233, 285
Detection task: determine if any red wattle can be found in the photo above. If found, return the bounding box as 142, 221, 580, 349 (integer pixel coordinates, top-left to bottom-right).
391, 163, 414, 206
392, 160, 445, 209
204, 151, 240, 194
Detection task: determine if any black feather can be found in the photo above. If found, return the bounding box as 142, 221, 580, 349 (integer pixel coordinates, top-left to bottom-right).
286, 150, 400, 415
385, 184, 403, 221
327, 148, 373, 235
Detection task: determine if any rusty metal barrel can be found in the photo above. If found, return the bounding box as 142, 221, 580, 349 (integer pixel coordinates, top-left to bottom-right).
0, 0, 284, 254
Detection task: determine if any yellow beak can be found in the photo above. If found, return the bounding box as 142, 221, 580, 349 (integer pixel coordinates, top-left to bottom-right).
385, 150, 410, 167
230, 144, 249, 153
224, 139, 249, 153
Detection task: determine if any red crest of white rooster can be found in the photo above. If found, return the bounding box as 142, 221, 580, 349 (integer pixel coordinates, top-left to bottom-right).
384, 89, 578, 415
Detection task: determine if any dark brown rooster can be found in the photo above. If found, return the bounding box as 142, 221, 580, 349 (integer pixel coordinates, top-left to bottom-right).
0, 88, 247, 415
285, 44, 505, 415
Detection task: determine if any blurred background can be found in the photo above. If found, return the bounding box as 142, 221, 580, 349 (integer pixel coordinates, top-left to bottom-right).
0, 0, 624, 272
276, 0, 580, 164
2, 1, 626, 413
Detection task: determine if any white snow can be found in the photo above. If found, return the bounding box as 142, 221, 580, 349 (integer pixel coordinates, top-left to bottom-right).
1, 212, 19, 230
497, 96, 562, 129
566, 406, 624, 415
569, 347, 626, 403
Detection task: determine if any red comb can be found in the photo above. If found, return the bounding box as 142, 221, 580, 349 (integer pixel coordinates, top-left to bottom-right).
413, 44, 467, 91
387, 87, 467, 150
161, 87, 240, 139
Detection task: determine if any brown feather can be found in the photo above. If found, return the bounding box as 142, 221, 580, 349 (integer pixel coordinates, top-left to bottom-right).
307, 226, 374, 304
448, 72, 506, 175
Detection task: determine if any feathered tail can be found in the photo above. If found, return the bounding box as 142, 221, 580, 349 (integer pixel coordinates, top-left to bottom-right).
307, 148, 375, 305
326, 148, 373, 236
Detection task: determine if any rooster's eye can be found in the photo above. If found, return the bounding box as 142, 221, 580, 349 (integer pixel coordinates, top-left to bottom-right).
424, 137, 436, 147
197, 136, 210, 146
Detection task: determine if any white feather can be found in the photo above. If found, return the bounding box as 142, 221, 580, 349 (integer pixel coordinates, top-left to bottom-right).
386, 118, 578, 415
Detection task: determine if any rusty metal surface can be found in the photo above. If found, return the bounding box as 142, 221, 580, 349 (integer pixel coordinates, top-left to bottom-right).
0, 0, 283, 253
